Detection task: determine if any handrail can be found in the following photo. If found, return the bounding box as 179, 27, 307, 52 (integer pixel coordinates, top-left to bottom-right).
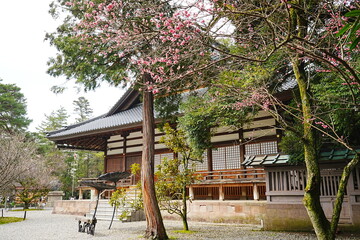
198, 169, 266, 182
198, 168, 264, 174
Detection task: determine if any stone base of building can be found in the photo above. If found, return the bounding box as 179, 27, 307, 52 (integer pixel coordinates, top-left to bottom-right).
162, 200, 266, 225
52, 199, 360, 232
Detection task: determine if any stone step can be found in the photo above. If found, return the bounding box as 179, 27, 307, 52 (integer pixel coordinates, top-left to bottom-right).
85, 187, 143, 222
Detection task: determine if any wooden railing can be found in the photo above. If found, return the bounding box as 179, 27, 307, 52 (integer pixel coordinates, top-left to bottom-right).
79, 174, 135, 188
197, 168, 265, 183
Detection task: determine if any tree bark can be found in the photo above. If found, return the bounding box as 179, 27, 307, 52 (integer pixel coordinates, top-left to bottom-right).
292, 57, 331, 239
182, 184, 189, 231
330, 153, 360, 236
141, 73, 168, 240
290, 1, 333, 239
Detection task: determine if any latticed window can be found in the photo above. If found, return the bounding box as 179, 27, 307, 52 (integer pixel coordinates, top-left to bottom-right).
154, 152, 174, 170
212, 145, 241, 170
245, 141, 278, 157
107, 157, 122, 172
195, 151, 208, 171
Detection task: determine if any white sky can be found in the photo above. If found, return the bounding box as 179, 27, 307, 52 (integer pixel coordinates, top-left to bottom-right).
0, 0, 125, 132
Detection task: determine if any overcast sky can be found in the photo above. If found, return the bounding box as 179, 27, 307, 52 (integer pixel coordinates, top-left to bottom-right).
0, 0, 125, 132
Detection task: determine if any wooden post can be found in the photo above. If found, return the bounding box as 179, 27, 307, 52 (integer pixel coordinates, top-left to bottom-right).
253, 183, 259, 201
79, 188, 83, 200
207, 148, 213, 172
219, 185, 224, 201
103, 136, 110, 173
189, 186, 194, 200
239, 129, 245, 168
122, 132, 129, 172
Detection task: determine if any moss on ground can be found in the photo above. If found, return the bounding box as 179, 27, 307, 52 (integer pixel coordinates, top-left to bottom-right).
0, 217, 24, 225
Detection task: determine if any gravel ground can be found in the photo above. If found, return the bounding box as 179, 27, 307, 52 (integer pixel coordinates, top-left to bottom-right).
1, 209, 360, 240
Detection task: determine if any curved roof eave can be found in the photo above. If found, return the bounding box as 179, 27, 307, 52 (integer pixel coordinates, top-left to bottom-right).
47, 104, 143, 140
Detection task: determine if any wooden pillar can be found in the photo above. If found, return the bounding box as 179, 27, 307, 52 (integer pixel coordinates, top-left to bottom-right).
207, 148, 213, 172
253, 183, 259, 201
275, 122, 282, 152
103, 140, 107, 173
239, 129, 245, 168
189, 186, 194, 200
91, 189, 97, 200
79, 188, 83, 200
219, 185, 224, 201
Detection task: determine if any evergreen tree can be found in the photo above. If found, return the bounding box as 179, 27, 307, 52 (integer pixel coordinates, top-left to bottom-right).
73, 96, 93, 123
37, 107, 69, 133
0, 79, 31, 133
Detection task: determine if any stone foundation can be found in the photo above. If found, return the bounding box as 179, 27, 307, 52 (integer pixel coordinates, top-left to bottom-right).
162, 200, 266, 225
264, 203, 313, 231
52, 199, 360, 232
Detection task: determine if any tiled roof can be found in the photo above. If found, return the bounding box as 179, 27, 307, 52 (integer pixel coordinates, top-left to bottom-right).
47, 104, 143, 139
276, 78, 297, 92
243, 149, 360, 167
243, 154, 290, 167
319, 149, 360, 161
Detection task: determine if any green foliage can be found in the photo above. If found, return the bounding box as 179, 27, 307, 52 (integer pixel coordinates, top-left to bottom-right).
109, 163, 143, 221
17, 179, 50, 210
312, 73, 360, 146
179, 90, 252, 157
109, 186, 143, 221
109, 189, 127, 208
178, 95, 214, 157
279, 128, 305, 164
155, 123, 200, 230
0, 79, 31, 133
155, 94, 182, 125
337, 10, 360, 50
130, 163, 141, 176
36, 107, 69, 133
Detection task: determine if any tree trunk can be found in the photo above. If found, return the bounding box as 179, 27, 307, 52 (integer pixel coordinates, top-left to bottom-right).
24, 201, 30, 210
330, 153, 360, 236
182, 184, 189, 231
292, 56, 332, 239
141, 73, 168, 240
290, 1, 333, 239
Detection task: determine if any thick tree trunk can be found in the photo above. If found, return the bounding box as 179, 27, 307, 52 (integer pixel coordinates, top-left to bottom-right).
292, 57, 332, 239
290, 1, 333, 239
141, 74, 168, 240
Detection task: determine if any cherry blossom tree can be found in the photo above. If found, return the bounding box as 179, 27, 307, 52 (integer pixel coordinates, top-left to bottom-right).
46, 0, 210, 238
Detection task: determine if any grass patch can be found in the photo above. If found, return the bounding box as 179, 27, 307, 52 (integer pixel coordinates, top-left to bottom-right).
10, 209, 43, 212
0, 217, 24, 225
172, 230, 197, 234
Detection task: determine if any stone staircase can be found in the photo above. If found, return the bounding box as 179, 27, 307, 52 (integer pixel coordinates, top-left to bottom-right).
86, 186, 145, 222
